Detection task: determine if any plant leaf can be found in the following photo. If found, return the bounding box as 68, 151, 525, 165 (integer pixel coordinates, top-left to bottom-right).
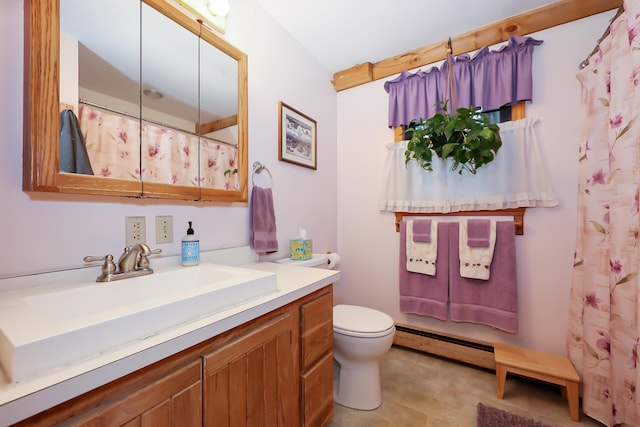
403, 105, 501, 174
441, 143, 457, 158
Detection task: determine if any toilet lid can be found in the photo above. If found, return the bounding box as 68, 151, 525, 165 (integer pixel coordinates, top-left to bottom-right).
333, 304, 394, 336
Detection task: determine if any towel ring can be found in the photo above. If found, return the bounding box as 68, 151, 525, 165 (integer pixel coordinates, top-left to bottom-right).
252, 162, 273, 187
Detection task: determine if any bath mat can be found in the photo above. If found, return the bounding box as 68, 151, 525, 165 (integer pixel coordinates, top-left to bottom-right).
477, 403, 554, 427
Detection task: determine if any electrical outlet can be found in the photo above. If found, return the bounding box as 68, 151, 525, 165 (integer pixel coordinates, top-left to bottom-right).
156, 215, 173, 244
125, 216, 146, 246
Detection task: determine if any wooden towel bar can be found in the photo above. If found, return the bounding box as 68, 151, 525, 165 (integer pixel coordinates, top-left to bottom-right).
394, 207, 525, 235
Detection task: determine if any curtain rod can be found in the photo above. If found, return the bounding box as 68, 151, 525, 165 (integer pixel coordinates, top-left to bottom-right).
78, 99, 237, 148
579, 5, 625, 69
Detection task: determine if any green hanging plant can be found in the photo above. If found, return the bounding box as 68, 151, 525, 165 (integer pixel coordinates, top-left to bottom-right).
404, 102, 502, 175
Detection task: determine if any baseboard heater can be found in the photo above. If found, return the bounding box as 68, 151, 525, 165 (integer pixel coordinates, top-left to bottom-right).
393, 324, 496, 370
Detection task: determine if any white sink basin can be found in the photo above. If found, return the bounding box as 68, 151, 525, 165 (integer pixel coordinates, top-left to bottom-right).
0, 263, 277, 382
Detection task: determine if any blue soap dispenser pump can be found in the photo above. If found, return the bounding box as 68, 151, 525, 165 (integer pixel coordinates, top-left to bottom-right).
181, 221, 200, 266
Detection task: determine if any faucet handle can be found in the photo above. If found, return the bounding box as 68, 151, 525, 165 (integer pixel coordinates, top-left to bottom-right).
83, 254, 117, 279
83, 255, 109, 263
138, 248, 162, 270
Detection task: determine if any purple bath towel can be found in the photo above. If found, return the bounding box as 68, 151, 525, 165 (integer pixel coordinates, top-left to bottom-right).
449, 222, 518, 333
249, 186, 278, 253
399, 221, 450, 321
412, 219, 432, 243
467, 219, 491, 247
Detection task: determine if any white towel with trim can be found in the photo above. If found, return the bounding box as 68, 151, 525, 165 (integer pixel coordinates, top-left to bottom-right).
406, 220, 438, 275
459, 219, 497, 280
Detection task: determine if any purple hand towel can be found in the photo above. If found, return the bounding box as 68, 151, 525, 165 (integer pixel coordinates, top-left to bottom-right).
249, 186, 278, 253
449, 222, 518, 333
399, 221, 450, 321
412, 219, 432, 243
467, 219, 491, 248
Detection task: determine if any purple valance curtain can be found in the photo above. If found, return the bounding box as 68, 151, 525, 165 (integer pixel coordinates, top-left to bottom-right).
384, 36, 544, 127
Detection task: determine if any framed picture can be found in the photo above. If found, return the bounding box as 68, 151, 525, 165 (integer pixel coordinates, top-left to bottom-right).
278, 101, 317, 170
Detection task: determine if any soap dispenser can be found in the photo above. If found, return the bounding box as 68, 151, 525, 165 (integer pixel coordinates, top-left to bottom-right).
181, 221, 200, 266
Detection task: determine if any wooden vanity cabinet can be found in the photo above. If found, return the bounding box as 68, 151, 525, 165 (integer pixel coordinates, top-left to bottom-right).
13, 285, 334, 427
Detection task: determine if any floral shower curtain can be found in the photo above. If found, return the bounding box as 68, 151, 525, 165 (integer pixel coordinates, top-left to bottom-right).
567, 2, 640, 425
79, 104, 239, 189
79, 104, 141, 180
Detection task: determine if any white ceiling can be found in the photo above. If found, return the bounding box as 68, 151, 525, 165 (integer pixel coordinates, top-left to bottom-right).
255, 0, 557, 74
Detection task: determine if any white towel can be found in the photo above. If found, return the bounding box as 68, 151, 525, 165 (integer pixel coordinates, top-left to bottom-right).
406, 220, 438, 275
459, 219, 497, 280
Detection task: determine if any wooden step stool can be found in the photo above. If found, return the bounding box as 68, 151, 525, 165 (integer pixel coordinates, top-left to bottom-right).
493, 343, 581, 422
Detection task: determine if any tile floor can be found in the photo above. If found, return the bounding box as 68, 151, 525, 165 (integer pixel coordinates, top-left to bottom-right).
329, 345, 604, 427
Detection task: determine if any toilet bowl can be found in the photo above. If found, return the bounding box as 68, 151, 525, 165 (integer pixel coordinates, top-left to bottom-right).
333, 304, 395, 410
276, 253, 396, 410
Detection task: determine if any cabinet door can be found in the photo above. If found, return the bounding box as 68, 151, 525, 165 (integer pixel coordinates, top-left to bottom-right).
300, 291, 333, 371
301, 353, 334, 427
68, 360, 202, 426
202, 311, 296, 427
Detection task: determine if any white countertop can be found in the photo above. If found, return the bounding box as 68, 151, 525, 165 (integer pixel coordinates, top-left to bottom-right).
0, 247, 340, 426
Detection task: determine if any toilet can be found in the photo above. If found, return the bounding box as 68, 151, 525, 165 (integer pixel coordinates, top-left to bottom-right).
276, 253, 396, 410
333, 304, 395, 410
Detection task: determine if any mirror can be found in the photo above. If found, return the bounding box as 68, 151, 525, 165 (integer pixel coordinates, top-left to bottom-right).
60, 0, 142, 186
24, 0, 248, 202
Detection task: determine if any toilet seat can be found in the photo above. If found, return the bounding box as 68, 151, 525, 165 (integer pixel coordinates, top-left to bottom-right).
333, 304, 395, 338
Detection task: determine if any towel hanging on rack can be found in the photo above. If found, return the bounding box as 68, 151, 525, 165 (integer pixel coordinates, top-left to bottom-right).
449, 221, 518, 333
60, 109, 94, 175
406, 220, 438, 276
458, 219, 496, 280
250, 162, 278, 253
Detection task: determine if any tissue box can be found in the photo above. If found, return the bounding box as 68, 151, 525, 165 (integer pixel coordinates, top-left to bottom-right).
289, 239, 312, 260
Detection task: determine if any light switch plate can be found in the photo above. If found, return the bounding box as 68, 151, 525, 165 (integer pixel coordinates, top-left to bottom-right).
156, 215, 173, 244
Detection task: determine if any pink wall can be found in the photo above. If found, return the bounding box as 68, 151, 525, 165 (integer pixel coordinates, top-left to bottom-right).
335, 12, 615, 355
0, 0, 338, 277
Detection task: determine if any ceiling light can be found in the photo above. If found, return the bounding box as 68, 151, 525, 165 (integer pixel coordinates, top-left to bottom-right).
143, 88, 164, 99
207, 0, 230, 17
177, 0, 229, 33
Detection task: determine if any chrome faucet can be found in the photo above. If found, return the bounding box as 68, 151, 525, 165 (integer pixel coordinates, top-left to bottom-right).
84, 243, 162, 282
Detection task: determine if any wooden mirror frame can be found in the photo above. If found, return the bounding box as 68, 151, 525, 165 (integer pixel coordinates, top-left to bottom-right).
23, 0, 248, 202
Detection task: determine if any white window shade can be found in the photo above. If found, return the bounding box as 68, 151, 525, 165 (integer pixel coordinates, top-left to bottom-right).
378, 118, 559, 213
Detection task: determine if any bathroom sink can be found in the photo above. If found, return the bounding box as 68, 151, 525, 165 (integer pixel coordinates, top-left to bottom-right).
0, 263, 277, 382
